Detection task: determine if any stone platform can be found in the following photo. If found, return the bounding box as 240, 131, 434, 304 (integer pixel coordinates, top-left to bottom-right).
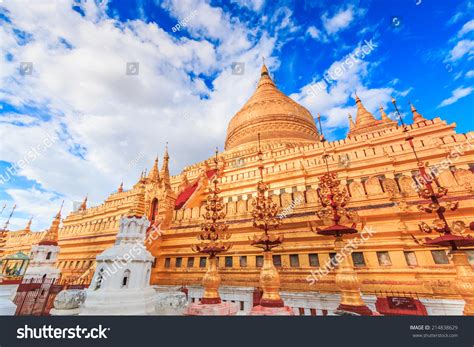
185, 301, 239, 316
249, 305, 294, 316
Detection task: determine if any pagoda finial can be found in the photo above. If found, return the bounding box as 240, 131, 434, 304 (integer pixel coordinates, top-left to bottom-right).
25, 216, 33, 232
348, 113, 356, 130
118, 181, 123, 193
161, 144, 171, 189
409, 101, 426, 123
148, 155, 160, 183
40, 201, 63, 246
79, 195, 87, 211
353, 94, 376, 127
379, 104, 392, 123
257, 61, 275, 88
2, 204, 16, 230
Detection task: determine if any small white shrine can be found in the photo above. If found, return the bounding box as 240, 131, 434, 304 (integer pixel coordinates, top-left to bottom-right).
80, 215, 157, 315
23, 209, 62, 281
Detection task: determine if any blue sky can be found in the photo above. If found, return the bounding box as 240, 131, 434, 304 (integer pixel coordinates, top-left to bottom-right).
0, 0, 473, 230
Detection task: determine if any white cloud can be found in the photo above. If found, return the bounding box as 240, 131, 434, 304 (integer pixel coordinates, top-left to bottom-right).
447, 39, 474, 61
306, 26, 321, 40
458, 19, 474, 37
290, 41, 394, 132
0, 0, 276, 230
438, 86, 473, 107
231, 0, 265, 12
466, 70, 474, 78
322, 6, 355, 35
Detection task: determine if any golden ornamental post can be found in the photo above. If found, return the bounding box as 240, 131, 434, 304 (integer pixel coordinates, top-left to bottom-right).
312, 114, 372, 315
392, 97, 474, 316
190, 148, 232, 305
249, 134, 293, 315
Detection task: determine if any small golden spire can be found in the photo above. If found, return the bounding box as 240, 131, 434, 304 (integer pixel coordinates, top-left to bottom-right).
348, 113, 356, 130
40, 201, 63, 246
409, 101, 426, 123
379, 104, 392, 123
353, 94, 376, 127
148, 155, 160, 183
118, 181, 123, 193
79, 195, 87, 211
161, 144, 171, 189
25, 216, 33, 231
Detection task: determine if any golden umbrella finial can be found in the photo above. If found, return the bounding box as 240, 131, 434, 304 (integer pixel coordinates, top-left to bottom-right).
191, 147, 232, 304
249, 134, 285, 308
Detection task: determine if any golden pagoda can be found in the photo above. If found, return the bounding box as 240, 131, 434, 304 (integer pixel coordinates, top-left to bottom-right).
2, 63, 473, 316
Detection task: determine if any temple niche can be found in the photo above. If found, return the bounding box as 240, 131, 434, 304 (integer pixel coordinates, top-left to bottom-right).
437, 170, 457, 188
293, 191, 305, 205
237, 200, 247, 214
227, 201, 236, 215
271, 194, 280, 207
306, 189, 318, 204
398, 175, 416, 195
365, 177, 384, 196
183, 208, 192, 220
281, 192, 293, 208
382, 178, 399, 196
349, 181, 366, 199
454, 168, 473, 186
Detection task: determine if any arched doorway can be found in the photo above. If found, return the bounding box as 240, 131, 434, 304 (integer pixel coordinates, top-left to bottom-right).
149, 198, 159, 224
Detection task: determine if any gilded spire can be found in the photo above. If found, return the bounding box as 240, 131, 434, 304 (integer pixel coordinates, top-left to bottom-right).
161, 144, 171, 189
257, 62, 276, 89
79, 195, 87, 211
348, 113, 356, 131
410, 102, 425, 123
250, 133, 282, 251
2, 204, 16, 231
191, 147, 231, 304
148, 156, 160, 183
39, 202, 63, 246
118, 181, 123, 193
354, 93, 377, 127
25, 216, 32, 231
379, 104, 393, 123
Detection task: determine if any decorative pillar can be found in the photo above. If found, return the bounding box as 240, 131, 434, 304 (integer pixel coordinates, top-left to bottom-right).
249, 134, 293, 315
185, 149, 237, 316
450, 251, 474, 316
334, 237, 372, 315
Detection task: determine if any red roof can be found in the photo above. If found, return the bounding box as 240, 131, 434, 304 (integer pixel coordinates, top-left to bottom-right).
424, 234, 474, 248
174, 169, 217, 210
